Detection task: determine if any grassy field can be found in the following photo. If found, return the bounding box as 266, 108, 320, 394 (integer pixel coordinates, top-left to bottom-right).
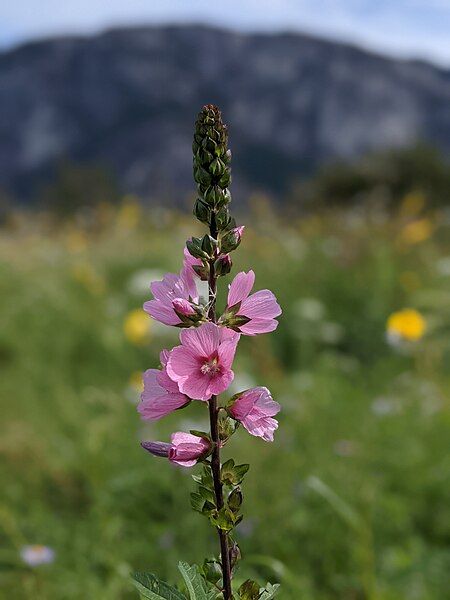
0, 198, 449, 599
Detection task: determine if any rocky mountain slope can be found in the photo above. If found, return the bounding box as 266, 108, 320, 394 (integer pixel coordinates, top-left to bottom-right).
1, 24, 449, 203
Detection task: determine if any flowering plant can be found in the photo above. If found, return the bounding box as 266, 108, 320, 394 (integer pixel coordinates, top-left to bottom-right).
133, 105, 282, 600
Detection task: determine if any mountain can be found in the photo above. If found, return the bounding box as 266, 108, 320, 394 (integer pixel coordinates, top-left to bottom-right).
1, 24, 449, 204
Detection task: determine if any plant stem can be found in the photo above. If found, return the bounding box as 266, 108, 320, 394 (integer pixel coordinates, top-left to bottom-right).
208, 213, 233, 600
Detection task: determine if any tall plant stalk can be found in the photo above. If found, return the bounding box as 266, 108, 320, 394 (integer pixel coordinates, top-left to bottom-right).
207, 212, 233, 599
134, 104, 282, 600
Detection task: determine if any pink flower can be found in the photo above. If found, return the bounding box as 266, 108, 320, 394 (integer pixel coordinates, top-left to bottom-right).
167, 322, 240, 401
229, 387, 280, 442
141, 432, 211, 467
223, 270, 282, 335
138, 351, 189, 421
143, 270, 199, 326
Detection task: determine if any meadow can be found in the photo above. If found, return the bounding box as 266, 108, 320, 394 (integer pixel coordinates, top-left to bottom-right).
0, 196, 449, 599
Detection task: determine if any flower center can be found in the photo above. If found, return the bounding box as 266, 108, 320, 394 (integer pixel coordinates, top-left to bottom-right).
200, 357, 220, 377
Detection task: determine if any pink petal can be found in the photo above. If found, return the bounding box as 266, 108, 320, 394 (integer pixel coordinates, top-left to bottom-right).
171, 431, 202, 445
239, 318, 279, 335
227, 271, 255, 307
218, 336, 240, 370
255, 387, 281, 417
219, 327, 241, 342
230, 388, 260, 420
157, 368, 181, 394
243, 411, 279, 441
160, 349, 170, 367
180, 322, 220, 358
240, 290, 282, 320
150, 274, 180, 301
208, 369, 234, 396
143, 299, 180, 325
166, 346, 200, 381
177, 368, 213, 401
138, 370, 187, 420
169, 432, 210, 466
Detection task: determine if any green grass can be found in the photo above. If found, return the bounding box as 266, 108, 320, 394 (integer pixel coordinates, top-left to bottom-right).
0, 203, 449, 599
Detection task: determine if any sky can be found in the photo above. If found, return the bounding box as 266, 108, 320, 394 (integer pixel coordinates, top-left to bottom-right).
1, 0, 450, 66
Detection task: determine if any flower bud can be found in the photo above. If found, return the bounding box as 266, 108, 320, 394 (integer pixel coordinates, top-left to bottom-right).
141, 441, 171, 458
193, 198, 211, 224
201, 234, 217, 257
214, 253, 232, 277
228, 487, 243, 512
220, 226, 244, 253
141, 433, 211, 467
186, 238, 208, 260
193, 263, 210, 281
215, 206, 232, 231
172, 298, 196, 317
193, 105, 232, 209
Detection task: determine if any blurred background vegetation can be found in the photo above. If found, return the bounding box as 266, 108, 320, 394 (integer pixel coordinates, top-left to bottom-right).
1, 148, 449, 598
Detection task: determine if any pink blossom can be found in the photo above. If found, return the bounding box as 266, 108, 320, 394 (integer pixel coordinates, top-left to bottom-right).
167, 322, 240, 401
143, 270, 199, 326
141, 432, 211, 467
224, 270, 281, 335
138, 351, 189, 421
229, 387, 280, 442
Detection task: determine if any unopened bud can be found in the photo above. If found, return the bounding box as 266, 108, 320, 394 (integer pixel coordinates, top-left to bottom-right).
201, 234, 217, 257
220, 226, 244, 253
172, 298, 196, 317
214, 254, 232, 277
186, 238, 208, 260
193, 263, 210, 281
228, 487, 243, 512
141, 441, 171, 458
193, 198, 211, 224
215, 206, 231, 231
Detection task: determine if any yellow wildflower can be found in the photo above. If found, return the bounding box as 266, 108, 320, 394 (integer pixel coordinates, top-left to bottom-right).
399, 218, 433, 245
124, 309, 151, 346
387, 308, 426, 342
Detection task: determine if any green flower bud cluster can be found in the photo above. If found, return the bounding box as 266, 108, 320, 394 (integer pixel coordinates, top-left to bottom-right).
193, 105, 232, 225
189, 105, 244, 283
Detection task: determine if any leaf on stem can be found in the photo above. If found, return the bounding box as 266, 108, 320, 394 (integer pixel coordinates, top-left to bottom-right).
132, 572, 186, 600
177, 562, 216, 600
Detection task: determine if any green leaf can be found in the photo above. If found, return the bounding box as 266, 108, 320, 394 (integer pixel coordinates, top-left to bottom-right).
209, 507, 236, 532
132, 573, 186, 600
221, 461, 249, 486
233, 464, 249, 484
238, 579, 260, 599
198, 485, 215, 504
177, 562, 216, 600
259, 584, 281, 599
190, 492, 205, 513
